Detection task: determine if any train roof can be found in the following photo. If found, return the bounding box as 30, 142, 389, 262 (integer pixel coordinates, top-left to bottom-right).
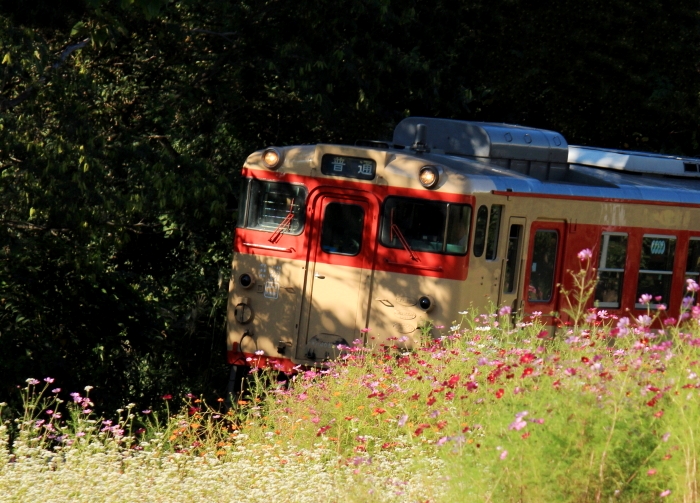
390, 117, 700, 205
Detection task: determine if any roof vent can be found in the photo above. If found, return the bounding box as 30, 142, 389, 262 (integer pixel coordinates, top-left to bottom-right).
569, 146, 700, 179
393, 117, 569, 164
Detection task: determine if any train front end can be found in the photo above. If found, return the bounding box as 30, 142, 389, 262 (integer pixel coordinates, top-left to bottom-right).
226, 135, 479, 375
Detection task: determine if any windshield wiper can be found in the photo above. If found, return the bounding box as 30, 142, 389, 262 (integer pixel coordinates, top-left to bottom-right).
390, 209, 420, 262
269, 198, 295, 244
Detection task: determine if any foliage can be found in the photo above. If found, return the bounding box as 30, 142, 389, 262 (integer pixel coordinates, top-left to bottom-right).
3, 299, 700, 500
1, 0, 700, 412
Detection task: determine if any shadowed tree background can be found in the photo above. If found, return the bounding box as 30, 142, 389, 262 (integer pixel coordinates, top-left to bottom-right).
1, 0, 699, 411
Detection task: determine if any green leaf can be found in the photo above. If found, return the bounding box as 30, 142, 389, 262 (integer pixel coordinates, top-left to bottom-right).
71, 22, 85, 37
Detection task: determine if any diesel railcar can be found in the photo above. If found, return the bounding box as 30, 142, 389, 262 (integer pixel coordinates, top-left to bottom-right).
226, 117, 700, 377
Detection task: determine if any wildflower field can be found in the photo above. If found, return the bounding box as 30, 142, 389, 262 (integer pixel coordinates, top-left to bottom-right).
3, 271, 700, 501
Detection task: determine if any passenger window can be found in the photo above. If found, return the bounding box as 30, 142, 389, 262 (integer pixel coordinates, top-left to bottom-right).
485, 205, 503, 260
503, 224, 522, 294
321, 203, 364, 256
528, 230, 558, 302
380, 197, 472, 255
473, 206, 489, 257
636, 235, 676, 308
595, 233, 628, 308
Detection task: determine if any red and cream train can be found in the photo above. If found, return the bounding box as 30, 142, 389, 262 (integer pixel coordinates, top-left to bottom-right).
226, 117, 700, 377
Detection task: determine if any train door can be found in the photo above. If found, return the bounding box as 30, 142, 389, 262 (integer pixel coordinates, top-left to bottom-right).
523, 221, 567, 323
498, 217, 527, 313
296, 190, 378, 361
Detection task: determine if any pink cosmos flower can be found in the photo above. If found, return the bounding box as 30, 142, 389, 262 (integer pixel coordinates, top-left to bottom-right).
639, 294, 653, 305
637, 314, 652, 327
499, 450, 508, 460
660, 490, 671, 498
577, 249, 593, 261
509, 411, 528, 431
687, 278, 700, 293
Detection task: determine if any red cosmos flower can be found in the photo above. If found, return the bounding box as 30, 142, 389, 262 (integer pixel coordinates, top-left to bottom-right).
446, 374, 460, 388
647, 398, 658, 407
654, 410, 665, 418
462, 425, 470, 433
522, 432, 531, 439
427, 396, 437, 406
521, 367, 534, 378
162, 394, 173, 400
466, 381, 478, 391
445, 392, 455, 400
581, 357, 590, 363
436, 420, 448, 430
495, 388, 505, 399
537, 330, 550, 339
519, 353, 536, 364
414, 423, 431, 436
409, 393, 420, 400
552, 380, 561, 389
372, 407, 386, 415
405, 369, 419, 377
316, 425, 332, 436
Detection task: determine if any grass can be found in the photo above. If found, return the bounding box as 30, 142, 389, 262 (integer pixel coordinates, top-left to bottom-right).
3, 270, 700, 501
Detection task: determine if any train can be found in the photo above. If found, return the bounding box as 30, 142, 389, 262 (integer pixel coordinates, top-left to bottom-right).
225, 116, 700, 383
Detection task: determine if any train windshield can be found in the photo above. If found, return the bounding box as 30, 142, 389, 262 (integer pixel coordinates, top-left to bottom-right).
237, 179, 307, 234
380, 197, 471, 255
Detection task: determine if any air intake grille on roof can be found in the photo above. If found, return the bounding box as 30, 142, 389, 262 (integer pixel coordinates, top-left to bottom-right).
684, 162, 699, 173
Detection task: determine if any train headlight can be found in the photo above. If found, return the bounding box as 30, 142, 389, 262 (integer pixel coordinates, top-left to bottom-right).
418, 165, 441, 189
239, 273, 255, 289
262, 148, 283, 169
418, 295, 435, 313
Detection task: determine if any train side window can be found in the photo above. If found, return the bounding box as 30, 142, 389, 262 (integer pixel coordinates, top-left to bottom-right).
503, 224, 522, 294
485, 205, 503, 260
684, 238, 700, 289
636, 235, 676, 309
473, 206, 489, 257
595, 233, 628, 308
380, 197, 472, 255
528, 230, 558, 302
320, 203, 364, 256
244, 179, 307, 234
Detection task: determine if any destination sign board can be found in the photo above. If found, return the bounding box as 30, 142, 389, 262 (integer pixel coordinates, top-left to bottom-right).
321, 154, 376, 181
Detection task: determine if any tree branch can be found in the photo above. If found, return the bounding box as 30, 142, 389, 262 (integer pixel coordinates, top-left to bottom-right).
0, 38, 90, 112
1, 220, 70, 234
